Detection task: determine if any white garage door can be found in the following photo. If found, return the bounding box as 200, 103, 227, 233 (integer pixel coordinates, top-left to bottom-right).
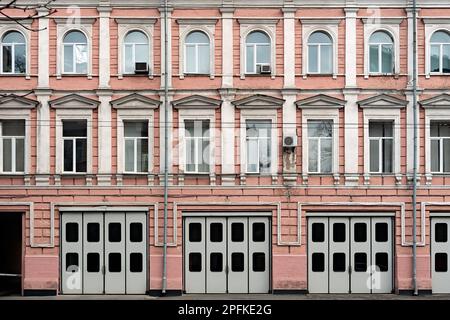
61, 212, 147, 294
184, 216, 270, 294
308, 216, 393, 294
431, 218, 450, 293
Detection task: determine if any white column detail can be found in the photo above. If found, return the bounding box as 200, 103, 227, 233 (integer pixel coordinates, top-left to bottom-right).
98, 7, 112, 89
344, 92, 359, 185
37, 13, 49, 88
160, 95, 173, 175
220, 93, 235, 183
221, 8, 234, 88
345, 8, 358, 88
36, 93, 51, 185
97, 93, 112, 185
283, 8, 296, 88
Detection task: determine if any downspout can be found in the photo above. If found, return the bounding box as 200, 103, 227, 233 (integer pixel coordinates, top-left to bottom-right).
162, 0, 169, 296
412, 0, 418, 296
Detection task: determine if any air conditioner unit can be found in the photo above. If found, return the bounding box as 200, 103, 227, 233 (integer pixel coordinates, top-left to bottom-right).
135, 62, 148, 74
257, 64, 271, 74
283, 135, 297, 148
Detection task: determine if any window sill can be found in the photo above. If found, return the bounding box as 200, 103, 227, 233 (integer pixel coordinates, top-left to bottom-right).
0, 73, 26, 77
0, 173, 25, 176
183, 73, 211, 77
121, 172, 151, 176
59, 173, 89, 176
121, 73, 152, 77
183, 172, 211, 176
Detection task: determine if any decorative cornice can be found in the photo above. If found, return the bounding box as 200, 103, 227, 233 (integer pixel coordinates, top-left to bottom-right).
357, 94, 408, 108
172, 95, 222, 109
295, 94, 346, 108
0, 18, 32, 25
237, 18, 280, 25
114, 18, 157, 25
53, 17, 96, 25
419, 93, 450, 108
220, 7, 235, 14
232, 94, 284, 108
0, 95, 39, 109
111, 93, 161, 109
49, 94, 100, 109
176, 18, 218, 25
422, 17, 450, 25
299, 18, 342, 25
361, 17, 404, 25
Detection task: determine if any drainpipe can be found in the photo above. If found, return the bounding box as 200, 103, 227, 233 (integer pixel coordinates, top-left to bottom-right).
162, 0, 169, 296
412, 0, 419, 296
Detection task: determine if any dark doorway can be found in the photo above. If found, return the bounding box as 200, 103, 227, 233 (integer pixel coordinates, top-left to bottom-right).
0, 213, 23, 296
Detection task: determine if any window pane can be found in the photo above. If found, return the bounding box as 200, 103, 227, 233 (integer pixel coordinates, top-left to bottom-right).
252, 223, 265, 242
321, 45, 332, 74
64, 31, 87, 43
189, 223, 202, 242
124, 121, 148, 137
189, 253, 202, 272
431, 44, 440, 73
383, 139, 393, 173
75, 44, 88, 73
108, 223, 121, 242
312, 223, 325, 242
137, 138, 148, 172
63, 120, 87, 137
2, 45, 12, 72
125, 139, 135, 172
308, 120, 332, 137
210, 223, 223, 242
308, 45, 318, 73
435, 223, 448, 243
309, 32, 332, 44
354, 253, 367, 272
87, 223, 100, 242
64, 45, 74, 73
130, 223, 143, 242
247, 31, 270, 44
63, 139, 73, 172
435, 253, 448, 272
15, 138, 24, 172
431, 140, 440, 172
370, 45, 379, 73
333, 252, 346, 272
185, 45, 196, 73
184, 120, 195, 137
370, 31, 393, 44
320, 138, 332, 173
443, 44, 450, 73
75, 138, 87, 172
308, 139, 318, 172
259, 137, 271, 173
375, 252, 389, 272
66, 253, 79, 271
108, 253, 121, 272
186, 31, 209, 44
198, 139, 209, 173
2, 138, 12, 172
370, 139, 380, 172
333, 223, 346, 242
247, 138, 258, 172
66, 223, 79, 242
210, 253, 223, 272
124, 31, 148, 44
2, 120, 24, 136
14, 44, 26, 73
444, 139, 450, 172
246, 45, 254, 73
135, 44, 148, 63
312, 252, 325, 272
124, 44, 133, 73
231, 252, 244, 272
256, 45, 270, 64
354, 223, 367, 242
430, 122, 440, 137
253, 252, 265, 272
375, 223, 388, 242
369, 122, 383, 137
198, 44, 210, 74
231, 223, 244, 242
130, 253, 143, 272
185, 138, 195, 172
381, 44, 393, 73
87, 253, 100, 272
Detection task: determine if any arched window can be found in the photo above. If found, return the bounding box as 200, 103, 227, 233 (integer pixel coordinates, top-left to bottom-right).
245, 31, 271, 74
63, 30, 88, 74
369, 31, 394, 74
307, 31, 333, 74
1, 31, 26, 74
185, 31, 210, 74
430, 30, 450, 73
124, 30, 149, 74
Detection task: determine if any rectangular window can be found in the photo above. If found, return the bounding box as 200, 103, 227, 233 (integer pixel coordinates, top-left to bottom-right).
62, 120, 87, 173
369, 121, 394, 173
246, 120, 272, 173
124, 121, 148, 173
0, 120, 25, 173
430, 121, 450, 173
307, 120, 333, 173
184, 120, 210, 173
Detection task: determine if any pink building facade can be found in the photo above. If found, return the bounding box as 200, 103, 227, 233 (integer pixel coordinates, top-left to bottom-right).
0, 0, 450, 296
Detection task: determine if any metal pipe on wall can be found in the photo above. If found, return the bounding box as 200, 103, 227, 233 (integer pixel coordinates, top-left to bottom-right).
412, 0, 418, 296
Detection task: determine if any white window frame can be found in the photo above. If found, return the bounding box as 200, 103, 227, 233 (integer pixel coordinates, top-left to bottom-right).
430, 122, 450, 173
0, 30, 27, 75
368, 32, 395, 74
368, 122, 395, 174
0, 111, 30, 175
240, 109, 278, 175
0, 24, 31, 78
301, 109, 339, 175
122, 30, 150, 75
238, 19, 278, 79
117, 111, 153, 174
62, 121, 88, 173
362, 18, 402, 78
178, 109, 215, 175
429, 31, 450, 75
425, 110, 450, 175
183, 119, 211, 174
177, 19, 217, 79
55, 110, 92, 175
184, 31, 211, 75
306, 120, 333, 173
245, 119, 272, 174
300, 19, 340, 78
363, 109, 401, 176
62, 31, 89, 75
423, 19, 450, 77
55, 18, 95, 79
245, 31, 271, 75
306, 32, 333, 75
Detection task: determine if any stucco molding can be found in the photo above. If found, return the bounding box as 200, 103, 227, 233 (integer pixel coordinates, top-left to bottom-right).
358, 94, 408, 108
111, 93, 161, 109
0, 95, 39, 109
419, 93, 450, 108
172, 95, 222, 109
49, 93, 100, 109
232, 94, 284, 108
295, 94, 346, 108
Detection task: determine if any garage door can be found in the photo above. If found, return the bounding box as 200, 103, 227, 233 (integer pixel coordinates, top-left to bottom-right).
431, 218, 450, 293
308, 216, 393, 294
61, 212, 147, 294
184, 216, 270, 294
